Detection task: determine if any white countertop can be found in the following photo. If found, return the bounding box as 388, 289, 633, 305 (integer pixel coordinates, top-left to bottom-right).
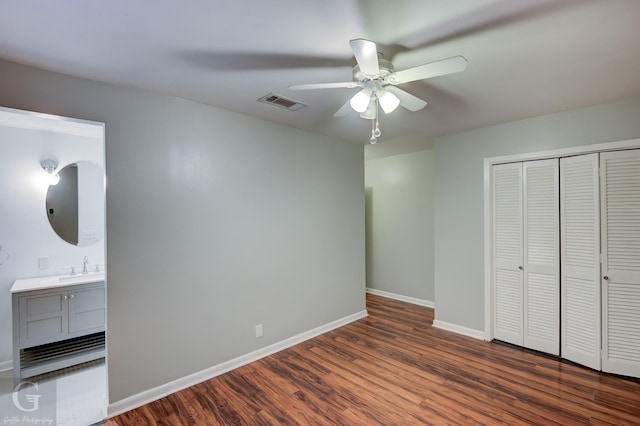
11, 272, 105, 293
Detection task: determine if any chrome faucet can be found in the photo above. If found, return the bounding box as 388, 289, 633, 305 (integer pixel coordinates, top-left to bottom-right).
82, 256, 89, 274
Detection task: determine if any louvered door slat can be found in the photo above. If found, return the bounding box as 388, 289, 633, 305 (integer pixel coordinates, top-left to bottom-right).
523, 159, 559, 355
601, 149, 640, 378
493, 163, 523, 346
560, 153, 601, 370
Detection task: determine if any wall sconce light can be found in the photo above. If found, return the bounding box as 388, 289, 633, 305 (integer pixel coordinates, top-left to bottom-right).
41, 158, 60, 185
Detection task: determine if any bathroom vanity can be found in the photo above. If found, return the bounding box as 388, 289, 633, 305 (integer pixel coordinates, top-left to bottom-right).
11, 273, 105, 384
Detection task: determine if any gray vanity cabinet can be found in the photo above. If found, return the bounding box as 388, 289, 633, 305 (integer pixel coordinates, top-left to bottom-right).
12, 280, 105, 384
18, 290, 69, 346
18, 283, 104, 345
67, 284, 105, 334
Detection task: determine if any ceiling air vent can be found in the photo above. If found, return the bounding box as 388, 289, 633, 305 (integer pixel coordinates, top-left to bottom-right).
257, 93, 307, 111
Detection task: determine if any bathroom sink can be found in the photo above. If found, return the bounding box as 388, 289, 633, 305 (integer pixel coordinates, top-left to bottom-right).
58, 272, 105, 284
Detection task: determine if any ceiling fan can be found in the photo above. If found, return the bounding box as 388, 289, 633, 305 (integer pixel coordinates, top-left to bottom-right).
289, 39, 467, 143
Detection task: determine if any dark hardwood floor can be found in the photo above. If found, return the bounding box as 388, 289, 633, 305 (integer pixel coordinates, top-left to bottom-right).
107, 294, 640, 425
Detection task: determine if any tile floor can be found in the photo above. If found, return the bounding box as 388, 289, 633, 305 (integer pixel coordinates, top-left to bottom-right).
0, 359, 106, 425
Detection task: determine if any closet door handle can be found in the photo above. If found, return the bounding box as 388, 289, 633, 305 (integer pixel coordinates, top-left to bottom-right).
603, 276, 609, 281
62, 295, 68, 300
518, 266, 523, 270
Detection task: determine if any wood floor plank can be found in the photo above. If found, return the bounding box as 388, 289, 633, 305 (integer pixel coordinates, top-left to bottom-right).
107, 294, 640, 425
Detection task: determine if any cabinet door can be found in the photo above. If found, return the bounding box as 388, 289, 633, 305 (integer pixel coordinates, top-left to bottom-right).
68, 283, 105, 334
523, 159, 559, 355
560, 154, 601, 370
493, 163, 524, 346
19, 291, 69, 347
601, 150, 640, 378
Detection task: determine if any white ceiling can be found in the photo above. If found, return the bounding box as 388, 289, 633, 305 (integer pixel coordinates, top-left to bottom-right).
1, 0, 640, 157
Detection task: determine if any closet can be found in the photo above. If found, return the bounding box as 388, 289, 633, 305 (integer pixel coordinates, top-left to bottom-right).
491, 149, 640, 378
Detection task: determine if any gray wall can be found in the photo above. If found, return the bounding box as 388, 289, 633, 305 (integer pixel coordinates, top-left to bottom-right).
433, 96, 640, 332
365, 150, 434, 302
0, 59, 365, 403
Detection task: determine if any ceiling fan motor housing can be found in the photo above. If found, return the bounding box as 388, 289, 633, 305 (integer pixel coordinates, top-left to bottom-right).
353, 58, 395, 83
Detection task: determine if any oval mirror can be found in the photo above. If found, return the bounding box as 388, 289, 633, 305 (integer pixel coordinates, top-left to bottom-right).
45, 161, 105, 246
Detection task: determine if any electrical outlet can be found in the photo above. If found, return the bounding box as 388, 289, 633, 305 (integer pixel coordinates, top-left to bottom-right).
255, 324, 263, 339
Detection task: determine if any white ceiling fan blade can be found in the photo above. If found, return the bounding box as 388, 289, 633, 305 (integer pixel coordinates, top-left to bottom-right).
384, 86, 427, 112
350, 39, 380, 76
388, 56, 468, 85
289, 82, 361, 90
333, 100, 352, 117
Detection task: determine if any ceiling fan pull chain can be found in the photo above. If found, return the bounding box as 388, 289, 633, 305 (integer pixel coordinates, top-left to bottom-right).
369, 98, 382, 144
370, 115, 377, 145
374, 99, 381, 138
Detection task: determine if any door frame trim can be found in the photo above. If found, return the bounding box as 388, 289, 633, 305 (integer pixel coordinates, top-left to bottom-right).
484, 137, 640, 341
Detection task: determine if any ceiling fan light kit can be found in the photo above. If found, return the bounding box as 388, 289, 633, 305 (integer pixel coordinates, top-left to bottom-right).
289, 38, 467, 144
350, 88, 372, 113
378, 90, 400, 114
361, 98, 378, 120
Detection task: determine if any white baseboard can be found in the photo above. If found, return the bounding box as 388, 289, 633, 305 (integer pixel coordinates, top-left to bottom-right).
432, 319, 485, 340
107, 309, 368, 418
0, 359, 12, 373
366, 287, 434, 308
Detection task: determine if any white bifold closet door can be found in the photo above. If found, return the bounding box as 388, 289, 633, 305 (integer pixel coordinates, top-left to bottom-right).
493, 160, 559, 355
493, 163, 523, 346
560, 154, 601, 370
523, 160, 559, 355
601, 150, 640, 377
